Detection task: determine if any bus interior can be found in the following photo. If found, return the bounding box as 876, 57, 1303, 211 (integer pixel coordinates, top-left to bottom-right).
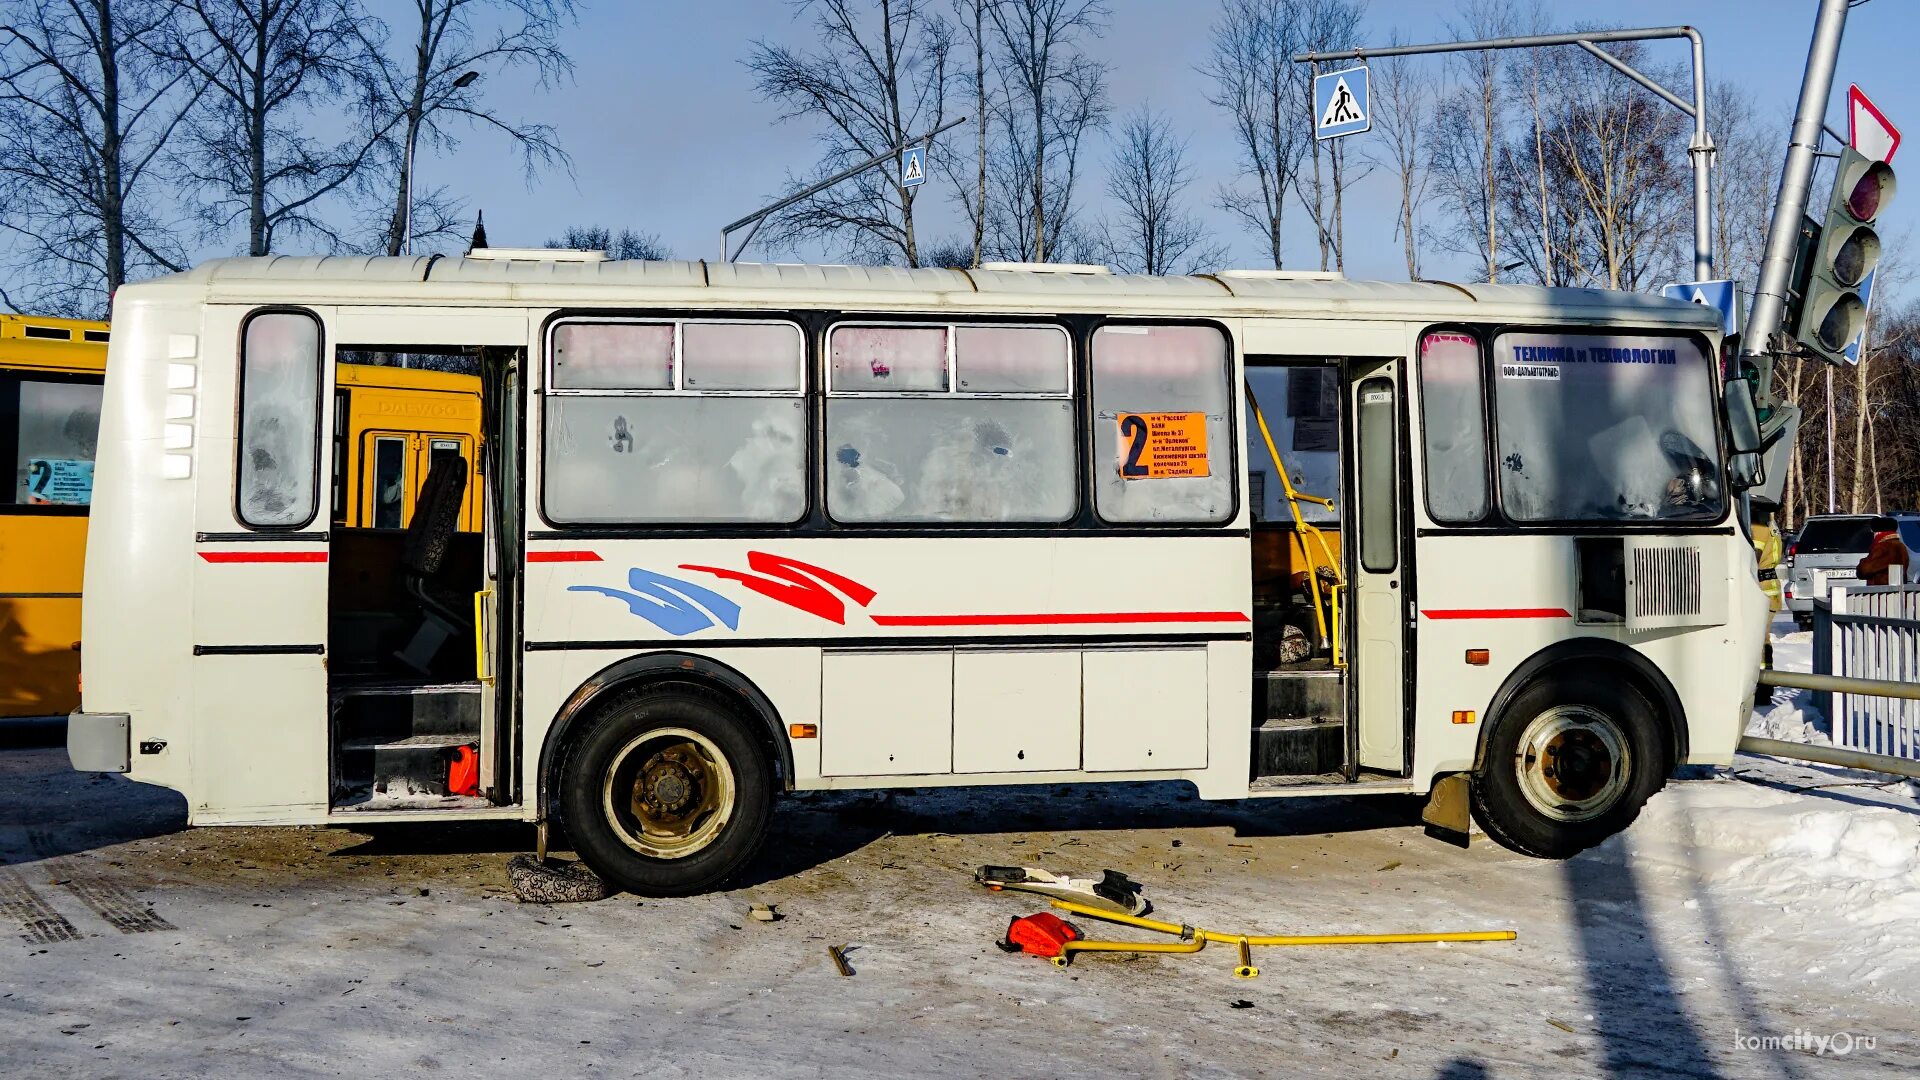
322, 350, 515, 812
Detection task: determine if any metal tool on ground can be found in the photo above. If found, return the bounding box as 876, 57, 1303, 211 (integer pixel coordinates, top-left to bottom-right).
827, 944, 854, 976
975, 865, 1149, 916
1041, 899, 1517, 977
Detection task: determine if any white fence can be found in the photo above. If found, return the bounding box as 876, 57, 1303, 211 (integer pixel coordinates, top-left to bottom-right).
1820, 584, 1920, 759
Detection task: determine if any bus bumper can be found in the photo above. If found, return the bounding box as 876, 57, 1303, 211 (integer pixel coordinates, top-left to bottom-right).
67, 711, 130, 773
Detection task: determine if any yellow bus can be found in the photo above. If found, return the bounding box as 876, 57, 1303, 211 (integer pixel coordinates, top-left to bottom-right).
332, 362, 482, 532
2, 314, 108, 719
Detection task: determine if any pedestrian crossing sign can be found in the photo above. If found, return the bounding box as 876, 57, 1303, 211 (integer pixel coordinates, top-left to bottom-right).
1313, 65, 1370, 140
902, 145, 926, 188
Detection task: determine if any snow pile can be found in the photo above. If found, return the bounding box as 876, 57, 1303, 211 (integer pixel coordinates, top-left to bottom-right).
1745, 688, 1831, 744
1628, 781, 1920, 997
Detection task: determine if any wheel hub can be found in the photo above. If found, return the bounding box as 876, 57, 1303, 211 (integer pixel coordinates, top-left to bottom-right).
602, 728, 737, 860
638, 750, 701, 818
1513, 705, 1631, 823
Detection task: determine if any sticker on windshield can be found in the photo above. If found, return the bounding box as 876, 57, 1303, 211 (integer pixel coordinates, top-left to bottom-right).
1115, 411, 1210, 479
1500, 363, 1560, 381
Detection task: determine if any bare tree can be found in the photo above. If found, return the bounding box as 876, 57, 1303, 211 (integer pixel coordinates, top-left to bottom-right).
1202, 0, 1305, 270
0, 0, 199, 315
937, 0, 990, 267
1707, 83, 1776, 292
747, 0, 951, 266
161, 0, 389, 256
367, 0, 575, 256
546, 225, 669, 261
1293, 0, 1365, 271
1099, 105, 1225, 275
1359, 36, 1433, 278
1428, 0, 1514, 281
983, 0, 1107, 262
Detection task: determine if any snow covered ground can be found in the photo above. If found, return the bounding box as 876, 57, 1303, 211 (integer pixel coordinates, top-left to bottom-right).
2, 617, 1915, 1077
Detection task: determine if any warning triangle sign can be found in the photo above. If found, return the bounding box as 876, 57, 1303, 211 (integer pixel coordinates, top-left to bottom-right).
1319, 76, 1365, 128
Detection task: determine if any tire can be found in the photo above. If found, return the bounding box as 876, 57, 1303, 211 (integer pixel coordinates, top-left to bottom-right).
1469, 672, 1670, 859
559, 684, 774, 896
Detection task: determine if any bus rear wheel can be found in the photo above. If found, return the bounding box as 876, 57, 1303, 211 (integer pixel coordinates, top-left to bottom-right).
1469, 673, 1669, 859
560, 685, 773, 896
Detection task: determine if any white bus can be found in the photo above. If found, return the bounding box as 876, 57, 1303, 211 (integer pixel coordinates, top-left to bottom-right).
67, 253, 1768, 895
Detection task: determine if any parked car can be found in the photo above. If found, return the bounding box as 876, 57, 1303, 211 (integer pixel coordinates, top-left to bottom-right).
1782, 513, 1920, 628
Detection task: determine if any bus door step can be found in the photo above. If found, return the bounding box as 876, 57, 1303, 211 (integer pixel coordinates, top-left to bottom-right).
1251, 717, 1345, 779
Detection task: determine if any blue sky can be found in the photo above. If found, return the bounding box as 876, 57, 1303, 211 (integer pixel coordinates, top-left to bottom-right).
428, 0, 1916, 292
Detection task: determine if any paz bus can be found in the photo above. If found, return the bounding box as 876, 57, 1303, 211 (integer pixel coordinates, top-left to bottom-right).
2, 314, 107, 719
66, 252, 1768, 896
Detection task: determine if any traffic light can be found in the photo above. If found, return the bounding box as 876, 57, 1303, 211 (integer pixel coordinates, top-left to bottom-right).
1793, 146, 1896, 363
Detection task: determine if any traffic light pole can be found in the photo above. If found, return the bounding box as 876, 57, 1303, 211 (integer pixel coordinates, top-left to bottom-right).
1296, 25, 1716, 282
1741, 0, 1850, 410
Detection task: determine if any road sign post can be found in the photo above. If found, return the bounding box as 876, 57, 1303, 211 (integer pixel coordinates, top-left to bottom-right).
1313, 65, 1370, 140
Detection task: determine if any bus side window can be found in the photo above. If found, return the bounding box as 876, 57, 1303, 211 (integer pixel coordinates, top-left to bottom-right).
236, 311, 323, 529
1417, 330, 1489, 524
371, 436, 408, 529
4, 372, 102, 507
1090, 324, 1233, 524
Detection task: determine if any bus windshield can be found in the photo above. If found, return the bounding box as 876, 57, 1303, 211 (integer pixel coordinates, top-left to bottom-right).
1491, 331, 1723, 523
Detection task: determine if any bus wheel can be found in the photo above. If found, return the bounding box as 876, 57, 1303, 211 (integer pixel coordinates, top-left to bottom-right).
1469, 674, 1668, 859
560, 685, 773, 896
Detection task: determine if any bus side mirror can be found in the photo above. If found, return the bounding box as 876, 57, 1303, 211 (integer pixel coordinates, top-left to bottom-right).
1723, 380, 1761, 456
1728, 451, 1763, 490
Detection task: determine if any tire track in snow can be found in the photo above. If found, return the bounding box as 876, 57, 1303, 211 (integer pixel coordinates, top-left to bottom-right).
0, 867, 81, 944
27, 824, 177, 934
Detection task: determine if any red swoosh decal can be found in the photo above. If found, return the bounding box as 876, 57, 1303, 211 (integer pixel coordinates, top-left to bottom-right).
1421, 607, 1570, 620
680, 551, 877, 624
528, 550, 602, 563
198, 551, 326, 564
872, 611, 1250, 627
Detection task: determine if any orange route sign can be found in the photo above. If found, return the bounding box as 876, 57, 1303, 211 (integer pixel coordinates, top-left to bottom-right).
1115, 411, 1210, 479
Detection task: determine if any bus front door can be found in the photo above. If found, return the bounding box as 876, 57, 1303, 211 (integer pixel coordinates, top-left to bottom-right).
1350, 360, 1408, 774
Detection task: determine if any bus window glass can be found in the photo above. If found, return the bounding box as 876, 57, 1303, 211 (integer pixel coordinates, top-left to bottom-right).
1091, 324, 1233, 524
954, 326, 1069, 393
1243, 366, 1339, 525
551, 322, 673, 390
831, 326, 948, 392
1418, 331, 1489, 523
683, 322, 804, 391
544, 393, 806, 525
371, 437, 407, 529
237, 311, 321, 528
1493, 332, 1723, 523
6, 376, 101, 506
826, 398, 1074, 523
1357, 377, 1398, 572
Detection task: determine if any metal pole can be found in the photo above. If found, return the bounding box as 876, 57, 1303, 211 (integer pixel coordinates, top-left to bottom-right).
719, 116, 968, 262
402, 121, 416, 256
1297, 25, 1713, 281
1827, 364, 1837, 511
1740, 0, 1850, 405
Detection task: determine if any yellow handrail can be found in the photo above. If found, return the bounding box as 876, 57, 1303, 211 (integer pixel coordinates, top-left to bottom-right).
473, 588, 494, 686
1245, 381, 1346, 666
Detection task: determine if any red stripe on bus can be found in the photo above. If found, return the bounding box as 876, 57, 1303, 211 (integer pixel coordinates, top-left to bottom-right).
197, 551, 327, 564
1421, 607, 1570, 620
871, 611, 1251, 627
527, 551, 602, 562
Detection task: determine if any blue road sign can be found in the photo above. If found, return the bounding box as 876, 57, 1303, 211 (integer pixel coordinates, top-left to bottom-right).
901, 145, 927, 189
1313, 65, 1370, 140
1660, 279, 1743, 337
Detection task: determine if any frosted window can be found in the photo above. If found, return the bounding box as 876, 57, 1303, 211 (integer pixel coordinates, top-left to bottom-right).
552, 322, 673, 389
1092, 325, 1233, 523
831, 326, 948, 392
7, 375, 102, 507
683, 322, 804, 390
1418, 331, 1489, 523
544, 397, 805, 523
1493, 332, 1723, 522
955, 326, 1069, 393
827, 399, 1074, 523
237, 311, 321, 527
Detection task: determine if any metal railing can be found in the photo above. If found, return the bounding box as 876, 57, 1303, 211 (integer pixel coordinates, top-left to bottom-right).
1819, 584, 1920, 759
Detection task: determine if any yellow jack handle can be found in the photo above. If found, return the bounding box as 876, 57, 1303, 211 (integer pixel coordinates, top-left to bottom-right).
1244, 381, 1346, 667
1047, 899, 1516, 974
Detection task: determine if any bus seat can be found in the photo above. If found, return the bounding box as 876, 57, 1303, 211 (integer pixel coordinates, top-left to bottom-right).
394, 454, 471, 675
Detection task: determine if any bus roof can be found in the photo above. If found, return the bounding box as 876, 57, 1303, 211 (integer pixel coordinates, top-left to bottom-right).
126, 255, 1723, 332
0, 312, 109, 374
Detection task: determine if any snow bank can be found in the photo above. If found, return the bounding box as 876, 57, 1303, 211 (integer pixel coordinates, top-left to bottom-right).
1746, 689, 1830, 745
1628, 781, 1920, 997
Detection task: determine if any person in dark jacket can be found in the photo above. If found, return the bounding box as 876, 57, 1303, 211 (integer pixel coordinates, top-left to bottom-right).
1856, 516, 1909, 586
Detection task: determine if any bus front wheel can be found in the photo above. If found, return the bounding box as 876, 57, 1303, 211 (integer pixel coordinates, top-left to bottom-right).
1469, 673, 1669, 859
560, 684, 774, 896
